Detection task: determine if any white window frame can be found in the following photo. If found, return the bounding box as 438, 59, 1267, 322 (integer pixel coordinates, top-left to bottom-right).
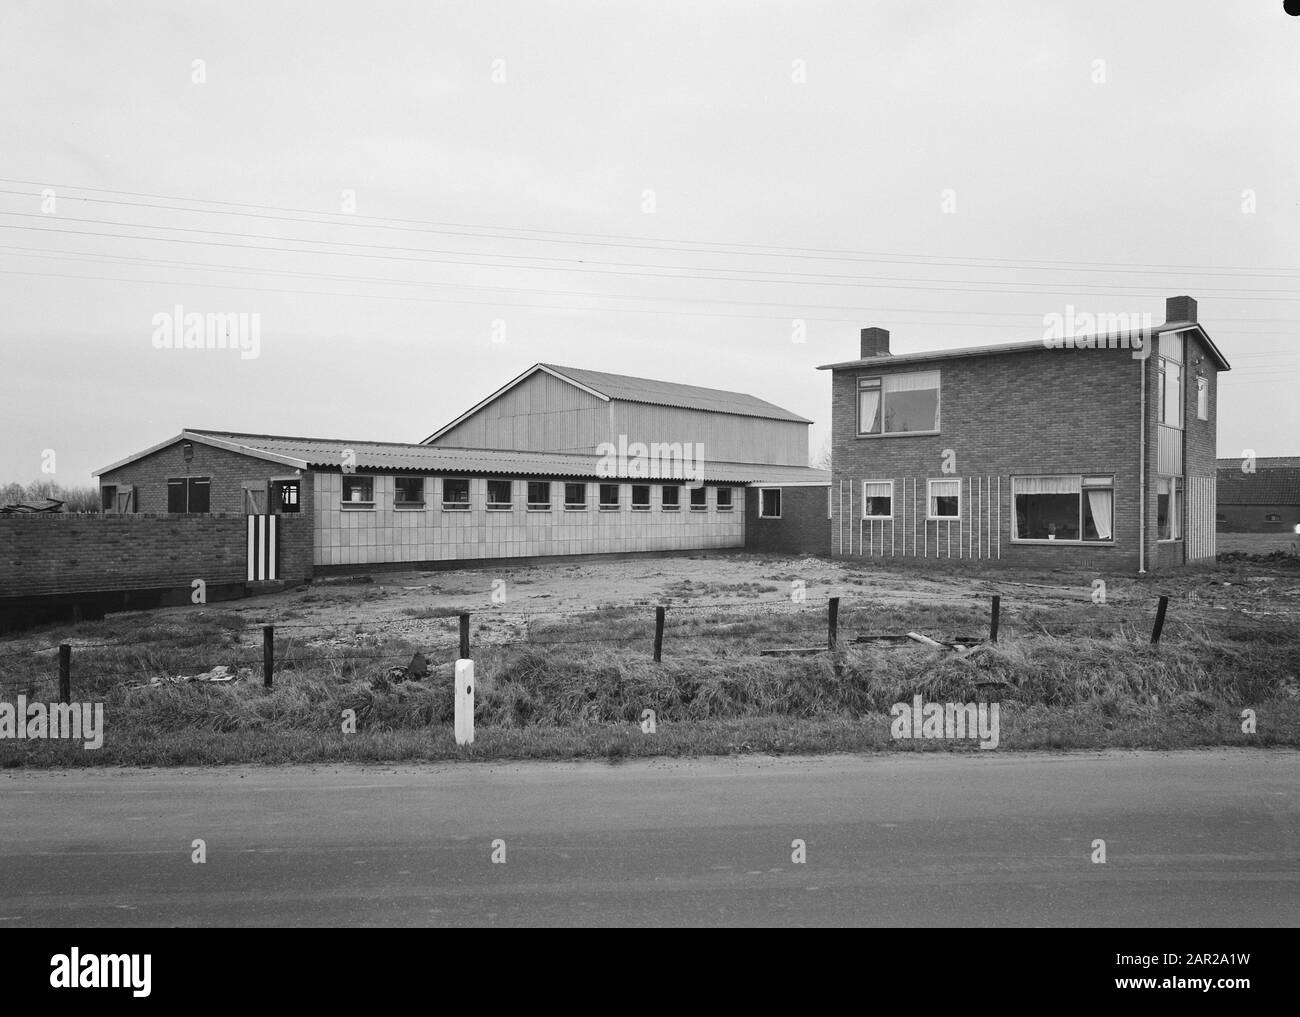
1157, 476, 1182, 541
393, 476, 425, 508
861, 480, 894, 520
631, 484, 652, 511
857, 371, 941, 437
759, 488, 782, 519
441, 477, 471, 511
486, 479, 513, 511
1196, 375, 1209, 421
1010, 474, 1116, 545
598, 483, 621, 511
661, 485, 681, 511
689, 486, 707, 512
926, 478, 961, 521
563, 482, 588, 511
342, 475, 374, 505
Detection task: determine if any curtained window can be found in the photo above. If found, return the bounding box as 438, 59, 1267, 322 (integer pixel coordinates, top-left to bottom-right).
928, 478, 961, 519
862, 480, 893, 518
1013, 475, 1114, 542
1157, 477, 1181, 540
858, 371, 940, 434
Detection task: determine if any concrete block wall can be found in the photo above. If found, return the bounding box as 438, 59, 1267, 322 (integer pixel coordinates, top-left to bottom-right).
313, 473, 745, 566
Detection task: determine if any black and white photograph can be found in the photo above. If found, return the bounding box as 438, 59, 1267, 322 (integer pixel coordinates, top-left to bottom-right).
0, 0, 1296, 982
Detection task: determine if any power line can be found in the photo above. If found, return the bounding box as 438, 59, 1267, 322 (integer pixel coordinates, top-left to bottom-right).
3, 184, 1298, 280
6, 176, 1299, 277
5, 217, 1300, 299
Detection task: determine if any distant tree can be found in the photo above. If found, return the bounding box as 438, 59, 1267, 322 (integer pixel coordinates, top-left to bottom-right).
59, 486, 100, 513
810, 437, 832, 471
0, 480, 99, 512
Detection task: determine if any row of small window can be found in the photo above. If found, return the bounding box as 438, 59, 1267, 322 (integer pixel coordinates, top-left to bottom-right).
342, 476, 735, 512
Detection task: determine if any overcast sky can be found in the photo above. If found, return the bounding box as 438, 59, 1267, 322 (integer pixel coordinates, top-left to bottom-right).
2, 0, 1298, 486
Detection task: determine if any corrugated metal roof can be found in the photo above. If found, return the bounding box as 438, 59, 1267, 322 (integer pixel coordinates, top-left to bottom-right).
540, 364, 813, 422
816, 321, 1231, 372
1216, 456, 1300, 470
181, 430, 828, 485
1216, 466, 1300, 506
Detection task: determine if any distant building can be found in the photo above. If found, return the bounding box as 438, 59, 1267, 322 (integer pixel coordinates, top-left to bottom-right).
819, 296, 1230, 572
1215, 457, 1300, 533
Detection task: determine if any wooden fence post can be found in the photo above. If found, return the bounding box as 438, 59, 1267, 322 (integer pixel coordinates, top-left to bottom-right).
828, 597, 839, 651
1150, 595, 1169, 645
262, 625, 274, 688
459, 612, 471, 659
989, 595, 1001, 644
58, 644, 71, 704
653, 606, 665, 663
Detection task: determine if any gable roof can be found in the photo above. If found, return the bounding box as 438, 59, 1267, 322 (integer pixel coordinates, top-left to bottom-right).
422, 362, 811, 443
95, 429, 829, 486
816, 322, 1231, 373
1216, 463, 1300, 506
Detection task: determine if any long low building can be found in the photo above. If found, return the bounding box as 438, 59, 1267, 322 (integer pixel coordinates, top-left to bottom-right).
94, 429, 829, 572
1215, 456, 1300, 533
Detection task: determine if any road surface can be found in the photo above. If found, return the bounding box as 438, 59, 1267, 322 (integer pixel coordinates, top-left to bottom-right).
1, 749, 1296, 926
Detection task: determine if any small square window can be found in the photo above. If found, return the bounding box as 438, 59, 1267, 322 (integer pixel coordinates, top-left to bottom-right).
928, 479, 960, 520
759, 489, 781, 518
689, 486, 707, 511
661, 485, 681, 511
394, 477, 425, 505
487, 479, 513, 510
564, 483, 587, 509
599, 484, 620, 510
632, 485, 651, 510
527, 481, 551, 510
343, 476, 374, 503
442, 477, 470, 510
274, 479, 300, 513
862, 481, 892, 519
716, 488, 733, 511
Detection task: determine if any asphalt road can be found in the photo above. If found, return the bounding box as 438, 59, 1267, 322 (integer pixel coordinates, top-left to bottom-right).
1, 750, 1296, 927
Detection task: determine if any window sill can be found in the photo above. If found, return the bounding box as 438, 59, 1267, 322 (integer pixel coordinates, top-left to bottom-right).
759, 515, 782, 520
632, 507, 651, 512
857, 430, 940, 439
1012, 539, 1116, 546
690, 507, 707, 512
662, 506, 681, 512
394, 503, 426, 510
716, 507, 733, 512
526, 507, 553, 512
486, 506, 513, 512
926, 517, 960, 523
341, 502, 375, 510
599, 507, 620, 512
441, 505, 470, 512
862, 516, 893, 522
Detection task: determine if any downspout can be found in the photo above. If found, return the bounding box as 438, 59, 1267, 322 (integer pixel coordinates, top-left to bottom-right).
1138, 341, 1147, 574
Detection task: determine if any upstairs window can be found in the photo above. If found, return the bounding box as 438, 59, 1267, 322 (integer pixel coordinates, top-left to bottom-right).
442, 477, 470, 510
631, 485, 651, 510
167, 477, 211, 513
862, 480, 893, 519
1159, 357, 1183, 428
661, 485, 681, 511
1197, 376, 1209, 421
858, 371, 940, 435
527, 481, 551, 510
486, 480, 513, 510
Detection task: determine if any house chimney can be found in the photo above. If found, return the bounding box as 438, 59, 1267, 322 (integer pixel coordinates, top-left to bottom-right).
860, 327, 891, 359
1166, 295, 1197, 324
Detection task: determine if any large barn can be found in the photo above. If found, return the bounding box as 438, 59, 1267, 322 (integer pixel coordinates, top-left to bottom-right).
1216, 457, 1300, 533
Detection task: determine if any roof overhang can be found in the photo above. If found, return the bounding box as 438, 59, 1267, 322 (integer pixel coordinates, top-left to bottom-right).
816, 322, 1231, 373
93, 430, 308, 476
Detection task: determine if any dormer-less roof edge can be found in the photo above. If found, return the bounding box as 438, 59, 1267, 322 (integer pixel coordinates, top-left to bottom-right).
816, 323, 1230, 373
420, 364, 610, 445
93, 430, 307, 476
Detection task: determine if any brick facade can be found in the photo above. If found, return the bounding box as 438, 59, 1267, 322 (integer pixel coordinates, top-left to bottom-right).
744, 485, 831, 554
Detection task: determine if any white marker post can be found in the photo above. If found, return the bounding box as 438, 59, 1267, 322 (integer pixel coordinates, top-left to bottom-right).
455, 659, 474, 745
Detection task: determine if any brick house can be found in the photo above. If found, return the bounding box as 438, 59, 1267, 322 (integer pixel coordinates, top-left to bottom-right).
818, 296, 1229, 573
1215, 457, 1300, 533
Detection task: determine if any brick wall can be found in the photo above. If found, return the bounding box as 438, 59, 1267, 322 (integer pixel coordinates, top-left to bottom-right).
830, 344, 1147, 572
0, 513, 313, 599
99, 439, 313, 520
1217, 505, 1300, 533
744, 485, 831, 554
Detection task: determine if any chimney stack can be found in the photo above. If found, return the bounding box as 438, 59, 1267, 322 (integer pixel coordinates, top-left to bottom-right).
860, 327, 891, 359
1166, 295, 1197, 324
